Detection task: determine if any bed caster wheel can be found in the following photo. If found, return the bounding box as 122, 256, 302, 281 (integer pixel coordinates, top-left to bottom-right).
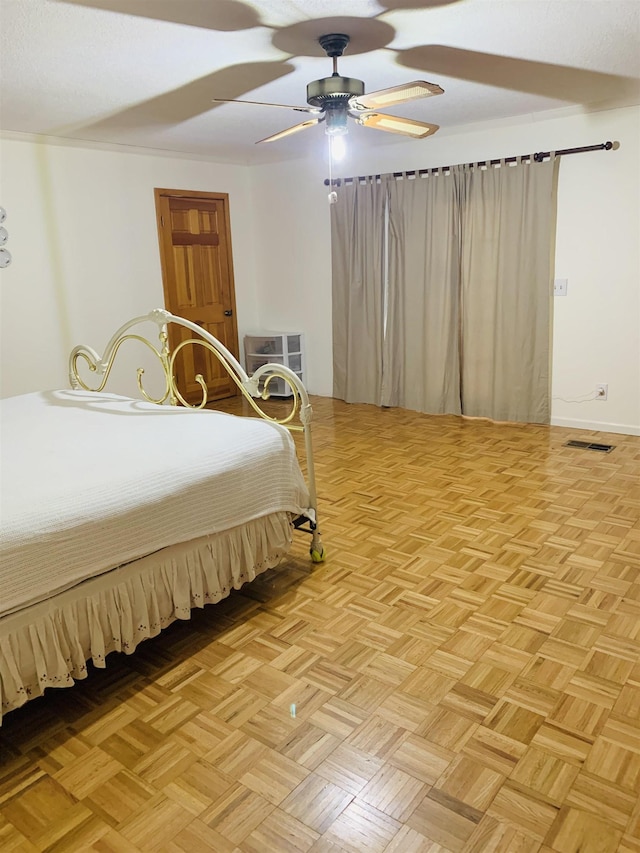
310, 546, 326, 563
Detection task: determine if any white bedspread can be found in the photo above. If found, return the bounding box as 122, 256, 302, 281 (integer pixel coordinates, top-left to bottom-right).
0, 390, 310, 618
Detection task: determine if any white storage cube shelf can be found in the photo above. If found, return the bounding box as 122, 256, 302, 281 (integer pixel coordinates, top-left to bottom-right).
244, 333, 304, 397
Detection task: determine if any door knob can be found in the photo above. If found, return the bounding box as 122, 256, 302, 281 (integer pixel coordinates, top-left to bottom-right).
224, 310, 233, 316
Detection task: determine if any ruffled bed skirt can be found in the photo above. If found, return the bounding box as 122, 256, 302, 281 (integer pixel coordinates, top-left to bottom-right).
0, 512, 293, 722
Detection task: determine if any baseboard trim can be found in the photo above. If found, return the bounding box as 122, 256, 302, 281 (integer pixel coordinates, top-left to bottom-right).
550, 416, 640, 437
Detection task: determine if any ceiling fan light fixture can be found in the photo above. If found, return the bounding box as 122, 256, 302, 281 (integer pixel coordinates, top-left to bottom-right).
324, 103, 348, 136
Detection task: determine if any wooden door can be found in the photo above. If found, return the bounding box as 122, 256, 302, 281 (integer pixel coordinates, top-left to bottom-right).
155, 189, 239, 404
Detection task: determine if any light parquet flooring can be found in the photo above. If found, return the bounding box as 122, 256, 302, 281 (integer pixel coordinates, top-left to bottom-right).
1, 397, 639, 853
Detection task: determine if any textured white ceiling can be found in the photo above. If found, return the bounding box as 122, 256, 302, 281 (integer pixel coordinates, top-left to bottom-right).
0, 0, 638, 163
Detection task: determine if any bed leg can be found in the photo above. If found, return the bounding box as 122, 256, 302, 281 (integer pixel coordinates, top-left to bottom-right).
310, 529, 326, 563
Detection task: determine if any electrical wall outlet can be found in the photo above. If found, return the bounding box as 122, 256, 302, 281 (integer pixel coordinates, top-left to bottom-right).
554, 278, 568, 296
596, 384, 608, 400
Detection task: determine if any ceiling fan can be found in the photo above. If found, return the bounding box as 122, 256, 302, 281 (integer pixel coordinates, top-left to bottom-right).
212, 33, 443, 145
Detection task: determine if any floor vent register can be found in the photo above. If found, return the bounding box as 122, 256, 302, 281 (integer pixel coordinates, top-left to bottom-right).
565, 439, 615, 453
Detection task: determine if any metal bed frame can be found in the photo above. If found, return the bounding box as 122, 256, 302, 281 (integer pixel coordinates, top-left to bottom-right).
69, 307, 324, 562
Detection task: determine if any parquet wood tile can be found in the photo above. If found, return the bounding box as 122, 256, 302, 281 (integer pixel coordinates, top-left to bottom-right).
544, 805, 623, 853
407, 790, 480, 852
239, 807, 321, 853
280, 774, 354, 835
461, 726, 526, 776
1, 396, 639, 851
563, 770, 637, 831
486, 780, 560, 842
462, 813, 542, 853
509, 744, 580, 804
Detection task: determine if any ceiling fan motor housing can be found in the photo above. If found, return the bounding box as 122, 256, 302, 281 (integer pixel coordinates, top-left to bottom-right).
306, 76, 365, 107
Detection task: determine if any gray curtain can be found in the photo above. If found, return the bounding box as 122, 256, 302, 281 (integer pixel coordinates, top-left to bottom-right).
331, 157, 559, 424
331, 176, 388, 404
384, 169, 464, 413
459, 158, 559, 423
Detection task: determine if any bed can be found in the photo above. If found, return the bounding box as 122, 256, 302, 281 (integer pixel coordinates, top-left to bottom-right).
0, 308, 323, 722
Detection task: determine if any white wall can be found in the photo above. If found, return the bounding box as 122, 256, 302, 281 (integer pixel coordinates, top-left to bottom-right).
246, 155, 332, 396
249, 105, 640, 435
0, 138, 259, 397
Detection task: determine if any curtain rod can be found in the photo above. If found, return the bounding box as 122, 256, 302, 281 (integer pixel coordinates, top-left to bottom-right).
324, 140, 616, 186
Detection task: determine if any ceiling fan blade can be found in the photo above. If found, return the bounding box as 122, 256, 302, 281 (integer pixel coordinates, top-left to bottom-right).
58, 0, 261, 32
351, 81, 443, 111
256, 117, 322, 144
398, 46, 640, 104
212, 98, 321, 115
357, 113, 439, 138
